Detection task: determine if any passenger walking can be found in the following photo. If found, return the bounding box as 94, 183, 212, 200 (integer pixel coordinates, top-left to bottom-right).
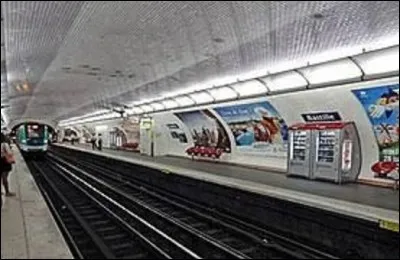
1, 133, 16, 207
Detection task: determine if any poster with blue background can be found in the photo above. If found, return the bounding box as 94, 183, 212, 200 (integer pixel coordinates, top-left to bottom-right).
352, 84, 399, 177
214, 101, 288, 156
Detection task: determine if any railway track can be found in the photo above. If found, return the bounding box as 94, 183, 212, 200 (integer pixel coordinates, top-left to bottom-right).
46, 149, 338, 259
26, 160, 197, 259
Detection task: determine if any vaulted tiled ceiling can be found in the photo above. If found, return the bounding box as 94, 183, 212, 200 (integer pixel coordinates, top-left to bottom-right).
1, 1, 399, 124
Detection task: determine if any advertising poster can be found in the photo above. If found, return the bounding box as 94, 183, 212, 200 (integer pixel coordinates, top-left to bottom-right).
175, 110, 231, 152
213, 101, 288, 157
352, 84, 399, 179
121, 118, 140, 143
118, 118, 140, 150
62, 127, 79, 142
81, 125, 95, 142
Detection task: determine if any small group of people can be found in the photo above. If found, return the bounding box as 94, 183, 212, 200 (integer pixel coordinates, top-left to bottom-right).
1, 133, 16, 208
90, 134, 103, 151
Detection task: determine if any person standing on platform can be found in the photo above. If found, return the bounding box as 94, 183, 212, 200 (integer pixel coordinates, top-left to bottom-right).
91, 135, 97, 150
1, 133, 16, 207
97, 134, 103, 151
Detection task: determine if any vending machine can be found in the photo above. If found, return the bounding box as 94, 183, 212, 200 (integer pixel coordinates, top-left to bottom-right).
287, 127, 313, 178
288, 122, 361, 183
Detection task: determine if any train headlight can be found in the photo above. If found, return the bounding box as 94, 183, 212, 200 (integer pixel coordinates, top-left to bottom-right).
21, 139, 27, 144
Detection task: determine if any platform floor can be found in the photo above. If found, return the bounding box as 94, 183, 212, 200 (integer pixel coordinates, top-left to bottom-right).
55, 143, 399, 226
1, 146, 73, 259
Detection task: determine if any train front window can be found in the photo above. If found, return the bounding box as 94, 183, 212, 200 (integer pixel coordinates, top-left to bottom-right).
27, 125, 44, 139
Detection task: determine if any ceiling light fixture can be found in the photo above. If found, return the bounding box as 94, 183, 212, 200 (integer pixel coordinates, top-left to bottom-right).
174, 96, 195, 107
260, 71, 308, 93
190, 92, 214, 104
150, 102, 165, 111
140, 105, 154, 113
299, 58, 363, 87
162, 99, 179, 109
208, 87, 238, 101
59, 44, 399, 127
353, 45, 399, 79
231, 80, 269, 97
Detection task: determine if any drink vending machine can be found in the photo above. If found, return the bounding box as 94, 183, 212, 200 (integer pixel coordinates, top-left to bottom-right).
287, 122, 361, 183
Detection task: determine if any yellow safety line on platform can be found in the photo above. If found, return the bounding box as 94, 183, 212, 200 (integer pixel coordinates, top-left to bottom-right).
379, 219, 399, 232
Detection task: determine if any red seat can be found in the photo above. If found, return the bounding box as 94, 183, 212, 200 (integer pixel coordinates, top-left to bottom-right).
371, 161, 398, 177
186, 146, 224, 159
122, 142, 139, 149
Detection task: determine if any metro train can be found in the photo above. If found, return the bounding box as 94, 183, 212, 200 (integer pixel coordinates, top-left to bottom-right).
16, 123, 49, 153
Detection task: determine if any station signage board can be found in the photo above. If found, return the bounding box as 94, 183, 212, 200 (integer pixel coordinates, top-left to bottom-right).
301, 112, 342, 122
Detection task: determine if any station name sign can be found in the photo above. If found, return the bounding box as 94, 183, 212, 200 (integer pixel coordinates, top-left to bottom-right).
301, 112, 342, 122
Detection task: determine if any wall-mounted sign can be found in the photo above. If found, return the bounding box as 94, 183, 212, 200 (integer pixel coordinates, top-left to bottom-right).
140, 118, 153, 130
166, 123, 180, 129
302, 112, 342, 122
